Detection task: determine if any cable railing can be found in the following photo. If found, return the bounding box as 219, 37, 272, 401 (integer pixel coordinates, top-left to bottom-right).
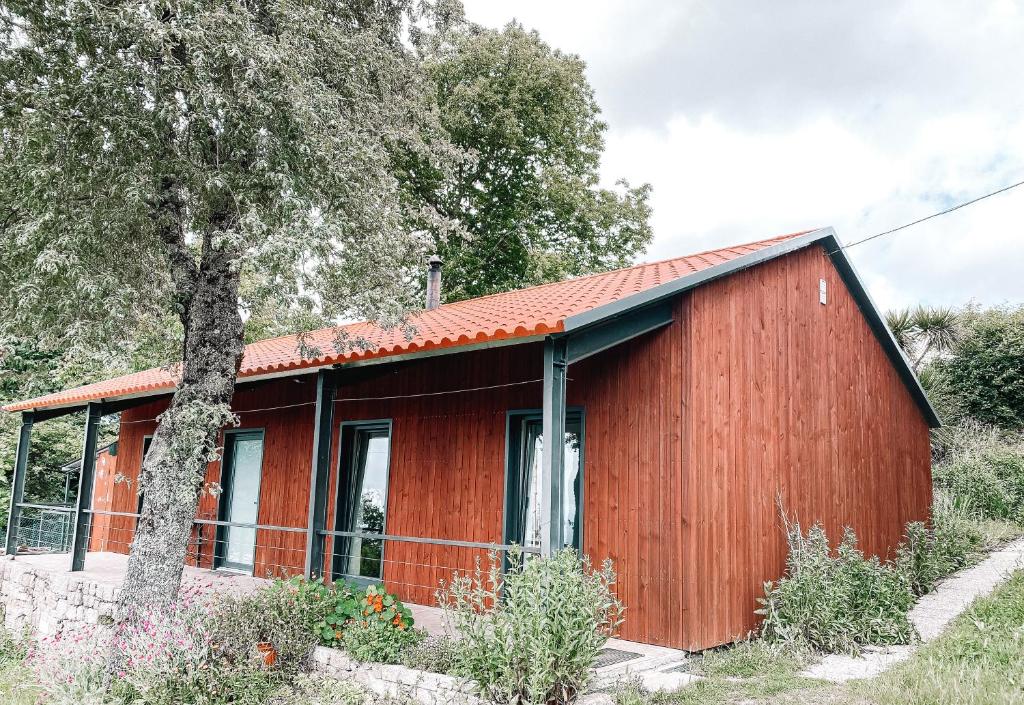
8, 501, 542, 609
21, 507, 532, 598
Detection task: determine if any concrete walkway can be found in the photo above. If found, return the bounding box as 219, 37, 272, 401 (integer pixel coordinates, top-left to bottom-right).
801, 536, 1024, 683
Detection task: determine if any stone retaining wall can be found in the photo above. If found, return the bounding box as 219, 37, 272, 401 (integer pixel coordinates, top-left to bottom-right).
0, 557, 118, 636
311, 646, 482, 705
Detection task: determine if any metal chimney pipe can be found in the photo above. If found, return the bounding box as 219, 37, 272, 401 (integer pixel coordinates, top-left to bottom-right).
425, 255, 443, 310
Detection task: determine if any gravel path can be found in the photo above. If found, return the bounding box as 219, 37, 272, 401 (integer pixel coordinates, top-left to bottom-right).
801, 536, 1024, 683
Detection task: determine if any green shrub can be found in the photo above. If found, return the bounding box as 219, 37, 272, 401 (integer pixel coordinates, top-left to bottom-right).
932, 424, 1024, 523
439, 549, 624, 705
286, 577, 362, 648
342, 620, 424, 664
207, 581, 323, 675
399, 634, 460, 674
0, 627, 27, 667
757, 523, 914, 653
286, 578, 414, 655
896, 493, 986, 596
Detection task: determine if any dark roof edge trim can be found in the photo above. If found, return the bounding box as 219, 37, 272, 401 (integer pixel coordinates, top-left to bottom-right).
820, 231, 941, 428
563, 227, 941, 429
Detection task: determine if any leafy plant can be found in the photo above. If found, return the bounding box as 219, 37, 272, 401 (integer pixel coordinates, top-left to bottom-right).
439, 549, 624, 705
931, 424, 1024, 523
399, 634, 460, 675
287, 577, 362, 648
757, 522, 914, 653
286, 577, 416, 659
207, 581, 323, 675
895, 493, 986, 596
342, 620, 424, 664
931, 305, 1024, 428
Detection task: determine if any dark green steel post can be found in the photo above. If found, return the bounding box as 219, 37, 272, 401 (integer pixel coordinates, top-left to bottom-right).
70, 403, 102, 571
4, 412, 34, 556
540, 337, 568, 557
305, 369, 337, 579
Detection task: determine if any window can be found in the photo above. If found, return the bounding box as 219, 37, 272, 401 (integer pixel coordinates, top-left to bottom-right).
214, 431, 265, 573
332, 421, 392, 582
504, 410, 584, 551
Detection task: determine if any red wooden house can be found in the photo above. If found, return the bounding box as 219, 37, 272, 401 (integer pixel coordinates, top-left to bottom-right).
3, 228, 937, 650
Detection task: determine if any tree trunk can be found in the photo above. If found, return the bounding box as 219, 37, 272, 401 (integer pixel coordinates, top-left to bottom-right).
114, 242, 245, 619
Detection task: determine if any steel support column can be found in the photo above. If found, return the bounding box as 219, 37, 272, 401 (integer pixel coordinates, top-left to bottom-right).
540, 336, 568, 557
4, 412, 34, 556
70, 403, 102, 571
304, 369, 337, 578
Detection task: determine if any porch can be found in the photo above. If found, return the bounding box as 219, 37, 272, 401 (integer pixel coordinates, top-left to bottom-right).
4, 305, 692, 648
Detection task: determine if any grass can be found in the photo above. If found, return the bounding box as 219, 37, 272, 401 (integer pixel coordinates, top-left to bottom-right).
854, 569, 1024, 705
613, 640, 826, 705
615, 570, 1024, 705
0, 629, 38, 705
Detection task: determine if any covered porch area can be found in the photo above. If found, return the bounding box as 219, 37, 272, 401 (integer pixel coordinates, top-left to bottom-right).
4, 300, 682, 646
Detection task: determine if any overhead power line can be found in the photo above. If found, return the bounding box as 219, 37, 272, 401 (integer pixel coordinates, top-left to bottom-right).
841, 178, 1024, 251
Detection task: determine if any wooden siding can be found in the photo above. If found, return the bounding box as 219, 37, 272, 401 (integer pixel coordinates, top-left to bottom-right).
95, 242, 932, 650
672, 244, 932, 649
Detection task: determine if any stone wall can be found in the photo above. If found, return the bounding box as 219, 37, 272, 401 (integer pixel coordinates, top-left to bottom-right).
0, 557, 118, 636
311, 646, 482, 705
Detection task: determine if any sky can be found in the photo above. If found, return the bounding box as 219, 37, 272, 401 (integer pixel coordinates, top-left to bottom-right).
460, 0, 1024, 310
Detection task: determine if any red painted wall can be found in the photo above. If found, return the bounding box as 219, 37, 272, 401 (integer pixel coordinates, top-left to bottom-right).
96, 243, 932, 650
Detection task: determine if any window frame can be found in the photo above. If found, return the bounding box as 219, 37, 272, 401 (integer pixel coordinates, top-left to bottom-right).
330, 419, 393, 586
502, 407, 586, 553
213, 428, 266, 574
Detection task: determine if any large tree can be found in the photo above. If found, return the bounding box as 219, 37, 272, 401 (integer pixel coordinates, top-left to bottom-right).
409, 22, 652, 301
0, 0, 464, 617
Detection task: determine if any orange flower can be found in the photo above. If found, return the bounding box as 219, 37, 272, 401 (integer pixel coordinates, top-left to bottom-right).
392, 615, 402, 626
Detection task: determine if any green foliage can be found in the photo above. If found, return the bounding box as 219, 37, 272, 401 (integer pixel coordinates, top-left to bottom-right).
895, 493, 987, 596
399, 634, 460, 674
416, 22, 652, 301
0, 0, 467, 349
931, 305, 1024, 429
439, 549, 624, 705
287, 577, 415, 661
266, 674, 367, 705
694, 639, 809, 679
288, 577, 362, 648
931, 424, 1024, 523
0, 627, 27, 667
885, 305, 959, 372
207, 581, 325, 675
864, 570, 1024, 705
342, 620, 424, 665
757, 523, 914, 653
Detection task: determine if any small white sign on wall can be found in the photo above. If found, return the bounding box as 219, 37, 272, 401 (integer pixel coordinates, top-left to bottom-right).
819, 278, 827, 305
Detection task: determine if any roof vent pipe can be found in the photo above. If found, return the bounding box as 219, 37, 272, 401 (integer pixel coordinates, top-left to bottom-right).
425, 255, 443, 310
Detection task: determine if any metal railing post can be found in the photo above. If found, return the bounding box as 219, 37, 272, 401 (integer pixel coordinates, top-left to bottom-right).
70, 403, 102, 571
4, 411, 34, 557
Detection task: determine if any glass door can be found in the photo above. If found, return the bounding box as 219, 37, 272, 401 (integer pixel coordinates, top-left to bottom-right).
505, 411, 584, 552
216, 431, 265, 573
332, 422, 392, 583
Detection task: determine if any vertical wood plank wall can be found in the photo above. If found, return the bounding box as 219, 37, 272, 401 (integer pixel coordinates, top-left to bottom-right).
97, 242, 932, 650
674, 244, 932, 649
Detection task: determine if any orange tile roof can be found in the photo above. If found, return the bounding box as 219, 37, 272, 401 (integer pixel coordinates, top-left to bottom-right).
4, 231, 813, 412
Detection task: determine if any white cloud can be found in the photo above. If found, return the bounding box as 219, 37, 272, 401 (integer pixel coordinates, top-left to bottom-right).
461, 0, 1024, 310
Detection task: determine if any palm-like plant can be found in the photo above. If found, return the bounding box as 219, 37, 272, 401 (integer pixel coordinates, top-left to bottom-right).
885, 306, 960, 373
